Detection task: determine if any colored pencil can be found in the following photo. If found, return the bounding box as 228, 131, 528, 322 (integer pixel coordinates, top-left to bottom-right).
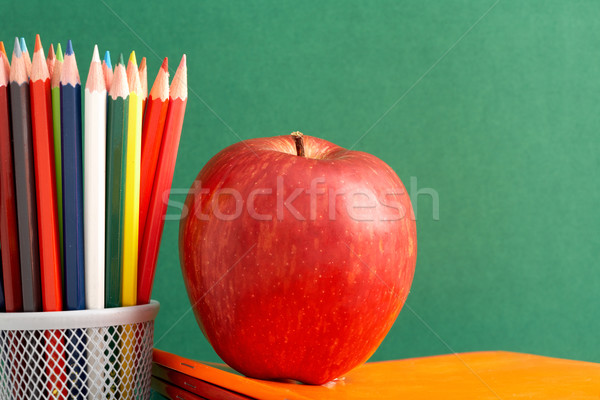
139, 56, 148, 115
105, 55, 129, 308
102, 50, 113, 92
138, 58, 169, 257
123, 51, 143, 307
0, 45, 22, 312
60, 40, 85, 311
12, 37, 43, 398
121, 52, 144, 398
33, 38, 68, 395
138, 55, 187, 304
84, 45, 107, 310
84, 45, 110, 396
61, 40, 88, 400
105, 57, 129, 398
20, 37, 31, 78
51, 43, 64, 268
46, 43, 55, 80
10, 37, 42, 312
81, 44, 109, 396
30, 34, 62, 312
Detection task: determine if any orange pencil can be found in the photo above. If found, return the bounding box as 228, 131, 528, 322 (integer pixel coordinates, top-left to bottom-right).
138, 58, 169, 252
46, 43, 56, 80
139, 56, 148, 114
138, 55, 187, 304
30, 34, 62, 311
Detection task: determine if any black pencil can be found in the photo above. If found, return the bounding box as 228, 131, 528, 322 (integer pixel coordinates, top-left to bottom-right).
10, 37, 41, 312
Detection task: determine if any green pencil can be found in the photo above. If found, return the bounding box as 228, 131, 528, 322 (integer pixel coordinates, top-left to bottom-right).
105, 55, 129, 308
50, 43, 64, 267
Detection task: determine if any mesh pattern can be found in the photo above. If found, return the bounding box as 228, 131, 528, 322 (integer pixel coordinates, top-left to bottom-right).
0, 320, 154, 400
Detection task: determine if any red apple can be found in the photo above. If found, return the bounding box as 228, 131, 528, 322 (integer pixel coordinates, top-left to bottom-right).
179, 133, 416, 385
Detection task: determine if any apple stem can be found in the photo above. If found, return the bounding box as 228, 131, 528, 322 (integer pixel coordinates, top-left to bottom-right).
291, 131, 305, 157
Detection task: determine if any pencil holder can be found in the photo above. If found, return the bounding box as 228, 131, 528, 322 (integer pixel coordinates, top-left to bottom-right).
0, 301, 159, 400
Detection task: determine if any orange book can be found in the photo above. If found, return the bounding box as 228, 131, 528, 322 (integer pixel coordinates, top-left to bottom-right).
153, 349, 600, 400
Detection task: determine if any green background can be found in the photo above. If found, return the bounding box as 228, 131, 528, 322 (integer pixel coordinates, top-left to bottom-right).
5, 0, 599, 367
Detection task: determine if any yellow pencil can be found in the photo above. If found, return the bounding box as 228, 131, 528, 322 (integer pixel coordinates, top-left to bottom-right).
120, 51, 143, 396
122, 51, 143, 307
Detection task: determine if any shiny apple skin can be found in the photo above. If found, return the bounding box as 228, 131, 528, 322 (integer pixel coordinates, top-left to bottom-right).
179, 135, 416, 385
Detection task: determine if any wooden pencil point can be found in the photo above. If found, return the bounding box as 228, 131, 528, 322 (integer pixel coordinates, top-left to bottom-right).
65, 39, 74, 56
104, 50, 112, 69
13, 37, 21, 58
20, 37, 27, 54
170, 54, 188, 100
56, 43, 63, 62
92, 45, 100, 62
34, 34, 42, 53
129, 50, 137, 66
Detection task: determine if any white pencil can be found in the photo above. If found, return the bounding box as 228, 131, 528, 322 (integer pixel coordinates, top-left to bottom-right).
84, 45, 109, 396
84, 45, 107, 309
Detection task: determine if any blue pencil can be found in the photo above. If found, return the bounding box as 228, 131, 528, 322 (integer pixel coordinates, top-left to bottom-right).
60, 40, 87, 399
60, 39, 85, 310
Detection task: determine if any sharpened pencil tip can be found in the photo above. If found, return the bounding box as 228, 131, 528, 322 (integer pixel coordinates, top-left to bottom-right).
0, 42, 6, 58
118, 53, 124, 66
92, 45, 100, 62
48, 43, 55, 57
34, 34, 42, 53
65, 40, 74, 55
20, 37, 27, 53
161, 57, 168, 72
129, 50, 137, 66
56, 43, 63, 62
139, 56, 146, 70
104, 50, 112, 69
13, 37, 21, 58
180, 54, 186, 67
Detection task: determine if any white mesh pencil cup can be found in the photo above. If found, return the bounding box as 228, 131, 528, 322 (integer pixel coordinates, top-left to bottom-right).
0, 301, 159, 400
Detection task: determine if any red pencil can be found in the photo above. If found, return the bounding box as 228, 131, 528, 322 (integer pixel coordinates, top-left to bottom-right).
138, 58, 169, 253
46, 43, 56, 81
139, 56, 148, 115
0, 41, 23, 312
30, 34, 62, 312
138, 55, 187, 304
32, 39, 69, 389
